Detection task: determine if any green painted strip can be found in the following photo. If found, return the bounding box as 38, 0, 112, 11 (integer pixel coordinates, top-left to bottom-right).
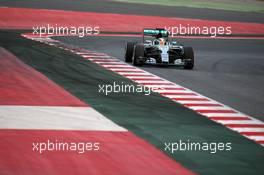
113, 0, 264, 13
1, 30, 264, 175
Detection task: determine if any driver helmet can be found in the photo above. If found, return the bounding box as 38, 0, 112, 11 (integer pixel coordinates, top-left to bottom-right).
159, 38, 165, 46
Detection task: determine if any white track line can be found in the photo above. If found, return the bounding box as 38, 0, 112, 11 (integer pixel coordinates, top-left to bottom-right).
245, 136, 264, 141
134, 80, 170, 84
231, 128, 264, 132
100, 64, 128, 67
201, 113, 247, 117
177, 101, 219, 104
95, 61, 122, 64
83, 55, 112, 58
144, 85, 183, 88
108, 68, 143, 72
0, 106, 126, 131
165, 95, 202, 99
127, 77, 162, 80
189, 106, 232, 110
118, 72, 152, 76
89, 58, 118, 61
215, 120, 260, 125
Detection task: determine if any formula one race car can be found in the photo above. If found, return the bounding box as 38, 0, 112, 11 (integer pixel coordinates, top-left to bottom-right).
124, 28, 194, 69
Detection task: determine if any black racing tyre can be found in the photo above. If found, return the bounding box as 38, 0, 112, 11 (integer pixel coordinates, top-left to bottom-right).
125, 42, 136, 62
183, 47, 194, 69
132, 44, 144, 66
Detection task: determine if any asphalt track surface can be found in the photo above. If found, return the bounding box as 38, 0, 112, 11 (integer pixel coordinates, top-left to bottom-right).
56, 36, 264, 122
0, 0, 263, 23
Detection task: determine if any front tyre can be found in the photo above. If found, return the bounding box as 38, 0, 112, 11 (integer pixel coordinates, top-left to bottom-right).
183, 47, 194, 69
132, 44, 144, 66
125, 42, 136, 62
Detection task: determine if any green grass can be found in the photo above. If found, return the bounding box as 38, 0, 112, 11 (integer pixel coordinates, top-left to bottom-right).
113, 0, 264, 13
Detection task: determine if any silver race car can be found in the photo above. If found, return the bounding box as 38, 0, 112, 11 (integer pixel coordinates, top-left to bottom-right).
125, 28, 194, 69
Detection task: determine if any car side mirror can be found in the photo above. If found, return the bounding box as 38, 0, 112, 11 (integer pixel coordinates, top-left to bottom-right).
145, 40, 152, 45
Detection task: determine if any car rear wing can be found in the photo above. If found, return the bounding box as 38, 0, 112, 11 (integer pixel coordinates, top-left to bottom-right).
142, 28, 169, 42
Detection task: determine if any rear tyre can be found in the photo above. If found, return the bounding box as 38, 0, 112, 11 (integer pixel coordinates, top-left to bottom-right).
133, 44, 144, 66
183, 47, 194, 69
125, 42, 136, 62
